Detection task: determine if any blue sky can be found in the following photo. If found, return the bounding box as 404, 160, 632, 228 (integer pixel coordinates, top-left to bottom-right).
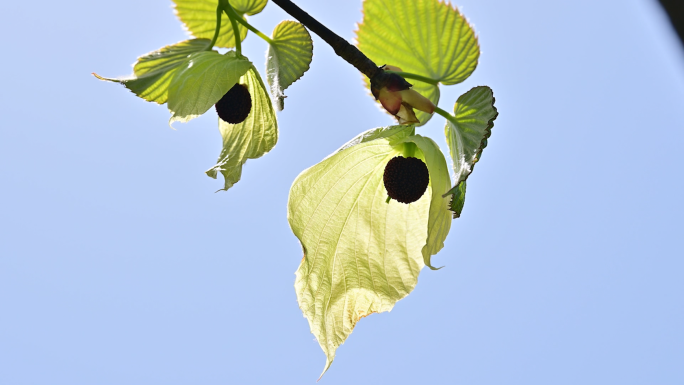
1, 0, 683, 383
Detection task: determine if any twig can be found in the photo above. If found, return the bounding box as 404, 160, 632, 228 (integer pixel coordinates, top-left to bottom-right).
270, 0, 380, 79
659, 0, 684, 49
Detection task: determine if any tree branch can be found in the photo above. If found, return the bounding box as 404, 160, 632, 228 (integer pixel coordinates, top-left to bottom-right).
658, 0, 684, 49
270, 0, 380, 79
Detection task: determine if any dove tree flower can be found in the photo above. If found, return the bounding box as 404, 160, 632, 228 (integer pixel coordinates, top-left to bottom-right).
94, 0, 312, 191
371, 65, 436, 124
285, 0, 497, 377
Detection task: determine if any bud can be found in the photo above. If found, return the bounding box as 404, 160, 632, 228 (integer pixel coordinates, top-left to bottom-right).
215, 83, 252, 124
383, 156, 430, 204
370, 65, 435, 125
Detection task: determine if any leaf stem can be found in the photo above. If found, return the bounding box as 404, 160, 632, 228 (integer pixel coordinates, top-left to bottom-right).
221, 0, 242, 55
208, 3, 223, 50
434, 106, 459, 126
270, 0, 379, 79
231, 11, 273, 44
384, 71, 439, 86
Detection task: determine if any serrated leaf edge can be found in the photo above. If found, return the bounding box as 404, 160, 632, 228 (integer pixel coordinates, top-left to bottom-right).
443, 86, 498, 218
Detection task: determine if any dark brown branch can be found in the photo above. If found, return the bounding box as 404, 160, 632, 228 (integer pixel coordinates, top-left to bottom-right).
658, 0, 684, 49
271, 0, 380, 79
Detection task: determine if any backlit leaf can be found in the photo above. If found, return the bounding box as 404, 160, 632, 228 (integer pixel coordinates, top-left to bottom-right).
449, 180, 466, 218
266, 21, 313, 110
357, 0, 480, 124
173, 0, 267, 48
93, 39, 211, 104
206, 66, 278, 191
443, 86, 498, 214
401, 135, 452, 269
288, 125, 451, 377
232, 0, 268, 15
167, 51, 252, 124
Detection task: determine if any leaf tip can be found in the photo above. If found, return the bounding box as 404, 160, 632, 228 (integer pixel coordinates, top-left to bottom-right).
167, 116, 180, 130
317, 359, 334, 382
422, 248, 445, 270
92, 72, 120, 83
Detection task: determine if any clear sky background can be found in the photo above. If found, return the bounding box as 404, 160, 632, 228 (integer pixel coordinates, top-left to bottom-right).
1, 0, 683, 384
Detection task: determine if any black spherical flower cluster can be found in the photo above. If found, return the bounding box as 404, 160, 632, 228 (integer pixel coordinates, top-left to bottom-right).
383, 156, 430, 204
215, 83, 252, 124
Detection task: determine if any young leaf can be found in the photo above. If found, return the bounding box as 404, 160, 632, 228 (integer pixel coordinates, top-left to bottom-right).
288, 125, 451, 377
266, 21, 313, 110
443, 86, 498, 215
206, 67, 277, 191
356, 0, 480, 124
174, 0, 267, 48
167, 51, 252, 124
93, 39, 211, 104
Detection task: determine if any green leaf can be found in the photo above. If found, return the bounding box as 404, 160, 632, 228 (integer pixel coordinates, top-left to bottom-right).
93, 39, 211, 104
288, 125, 451, 377
229, 0, 268, 15
356, 0, 480, 124
206, 66, 277, 191
443, 86, 498, 213
449, 180, 466, 218
173, 0, 267, 48
266, 21, 313, 110
167, 51, 252, 124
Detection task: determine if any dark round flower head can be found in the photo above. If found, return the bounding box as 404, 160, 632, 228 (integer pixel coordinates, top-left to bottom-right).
383, 156, 430, 204
215, 83, 252, 124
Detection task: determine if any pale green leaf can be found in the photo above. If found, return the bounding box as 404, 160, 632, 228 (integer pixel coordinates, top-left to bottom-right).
288, 125, 451, 377
400, 135, 452, 269
93, 39, 210, 104
167, 51, 252, 124
173, 0, 267, 48
206, 66, 277, 191
443, 86, 498, 213
266, 21, 313, 110
357, 0, 479, 124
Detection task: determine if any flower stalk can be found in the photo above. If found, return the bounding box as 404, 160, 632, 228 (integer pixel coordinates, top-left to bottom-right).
220, 0, 242, 55
208, 4, 223, 49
